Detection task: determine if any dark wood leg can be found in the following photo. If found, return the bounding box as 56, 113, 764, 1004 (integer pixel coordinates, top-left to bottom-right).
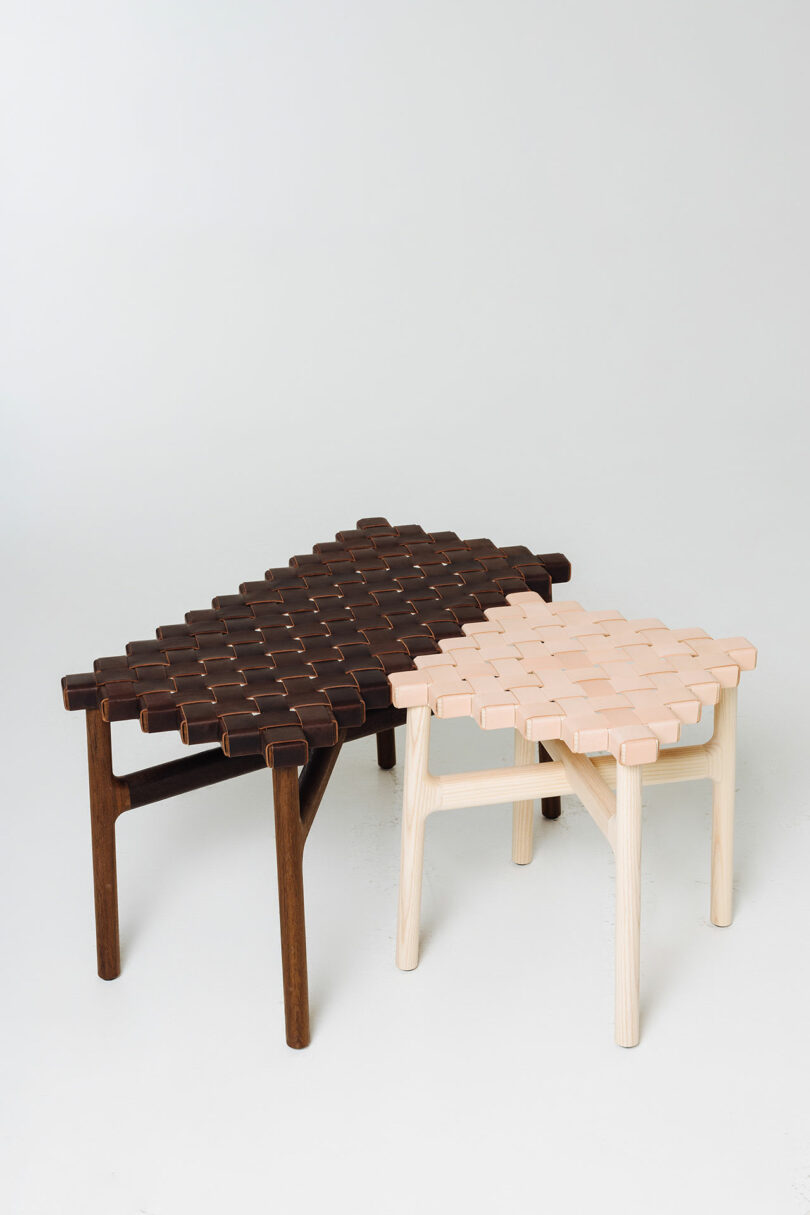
271, 765, 310, 1049
85, 710, 129, 979
376, 727, 396, 770
539, 744, 562, 819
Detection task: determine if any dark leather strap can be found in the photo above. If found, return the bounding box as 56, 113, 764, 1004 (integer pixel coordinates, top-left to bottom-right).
62, 518, 570, 768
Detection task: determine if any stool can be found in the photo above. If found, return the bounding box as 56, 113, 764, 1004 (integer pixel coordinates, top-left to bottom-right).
61, 520, 570, 1048
389, 592, 756, 1047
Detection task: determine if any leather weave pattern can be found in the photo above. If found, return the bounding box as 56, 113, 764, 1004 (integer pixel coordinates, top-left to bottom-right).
62, 519, 570, 767
389, 592, 757, 765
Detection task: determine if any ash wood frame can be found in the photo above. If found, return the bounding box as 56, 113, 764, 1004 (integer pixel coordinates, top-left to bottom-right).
85, 705, 561, 1049
396, 687, 738, 1047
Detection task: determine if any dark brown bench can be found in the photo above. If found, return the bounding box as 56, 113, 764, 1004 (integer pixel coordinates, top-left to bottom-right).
62, 518, 570, 1047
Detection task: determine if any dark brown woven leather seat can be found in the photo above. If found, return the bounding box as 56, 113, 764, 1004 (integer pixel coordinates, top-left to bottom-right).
63, 518, 570, 767
62, 518, 570, 1048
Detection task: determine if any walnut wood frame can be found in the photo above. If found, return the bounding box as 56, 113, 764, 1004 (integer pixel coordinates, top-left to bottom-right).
84, 705, 561, 1048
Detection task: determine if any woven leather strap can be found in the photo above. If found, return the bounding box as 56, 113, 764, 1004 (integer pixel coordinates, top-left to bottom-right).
62, 518, 569, 767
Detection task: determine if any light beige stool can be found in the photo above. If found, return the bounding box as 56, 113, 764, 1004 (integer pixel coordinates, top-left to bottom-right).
388, 593, 756, 1047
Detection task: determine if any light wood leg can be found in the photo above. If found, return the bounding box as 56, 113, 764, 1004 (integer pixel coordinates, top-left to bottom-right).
711, 686, 737, 927
512, 732, 535, 864
396, 707, 432, 971
614, 762, 643, 1048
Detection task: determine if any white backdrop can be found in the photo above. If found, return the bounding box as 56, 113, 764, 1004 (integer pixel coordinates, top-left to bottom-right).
2, 3, 809, 1212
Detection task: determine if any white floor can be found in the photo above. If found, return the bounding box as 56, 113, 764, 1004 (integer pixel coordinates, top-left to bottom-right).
3, 704, 809, 1214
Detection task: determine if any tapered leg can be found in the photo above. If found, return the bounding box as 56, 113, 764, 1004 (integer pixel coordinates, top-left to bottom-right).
539, 744, 562, 819
512, 732, 535, 863
396, 707, 432, 971
271, 765, 310, 1049
376, 727, 397, 770
542, 584, 562, 820
86, 710, 129, 979
711, 687, 737, 927
614, 762, 643, 1047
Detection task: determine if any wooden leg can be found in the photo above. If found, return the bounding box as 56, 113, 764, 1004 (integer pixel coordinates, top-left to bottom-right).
271, 765, 310, 1049
614, 762, 643, 1048
711, 687, 737, 927
86, 710, 129, 980
396, 707, 432, 971
539, 744, 562, 819
512, 732, 535, 864
376, 727, 397, 770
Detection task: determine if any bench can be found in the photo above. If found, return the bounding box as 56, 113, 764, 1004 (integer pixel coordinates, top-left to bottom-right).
62, 519, 570, 1047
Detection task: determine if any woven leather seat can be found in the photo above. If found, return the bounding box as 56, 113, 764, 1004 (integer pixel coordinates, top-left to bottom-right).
62, 518, 570, 767
389, 592, 756, 763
